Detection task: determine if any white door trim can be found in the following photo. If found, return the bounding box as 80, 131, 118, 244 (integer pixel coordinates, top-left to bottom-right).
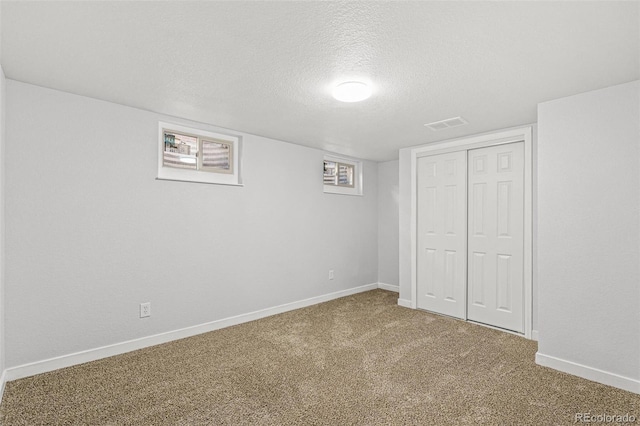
410, 126, 533, 339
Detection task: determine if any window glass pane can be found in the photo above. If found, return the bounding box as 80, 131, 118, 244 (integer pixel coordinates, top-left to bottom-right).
202, 140, 231, 171
322, 156, 361, 195
163, 131, 198, 170
338, 163, 354, 187
324, 160, 337, 185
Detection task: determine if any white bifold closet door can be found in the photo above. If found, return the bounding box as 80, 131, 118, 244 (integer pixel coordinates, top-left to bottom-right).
467, 142, 524, 333
416, 151, 467, 319
417, 142, 525, 333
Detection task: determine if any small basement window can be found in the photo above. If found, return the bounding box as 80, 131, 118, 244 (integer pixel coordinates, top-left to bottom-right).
324, 161, 354, 187
323, 155, 362, 196
157, 122, 241, 186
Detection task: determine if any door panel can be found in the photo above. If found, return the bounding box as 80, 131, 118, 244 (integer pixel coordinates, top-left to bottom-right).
467, 142, 524, 332
417, 151, 467, 319
471, 252, 486, 307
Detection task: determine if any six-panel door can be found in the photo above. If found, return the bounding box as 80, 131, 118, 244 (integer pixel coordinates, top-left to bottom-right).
467, 142, 525, 333
417, 151, 467, 319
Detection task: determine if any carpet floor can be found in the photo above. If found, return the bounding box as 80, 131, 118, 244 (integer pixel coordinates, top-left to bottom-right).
1, 289, 639, 425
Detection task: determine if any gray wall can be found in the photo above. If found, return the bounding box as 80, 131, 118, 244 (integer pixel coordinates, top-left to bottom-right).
377, 160, 399, 287
537, 80, 640, 381
5, 80, 379, 368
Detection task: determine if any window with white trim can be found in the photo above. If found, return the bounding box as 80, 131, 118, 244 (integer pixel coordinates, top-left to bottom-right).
157, 122, 242, 186
323, 155, 362, 196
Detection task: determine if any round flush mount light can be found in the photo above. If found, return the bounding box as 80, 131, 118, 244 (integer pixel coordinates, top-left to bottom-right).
332, 81, 372, 103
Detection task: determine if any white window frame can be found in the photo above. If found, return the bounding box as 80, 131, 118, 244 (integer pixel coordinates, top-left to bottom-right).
323, 154, 363, 196
157, 122, 242, 186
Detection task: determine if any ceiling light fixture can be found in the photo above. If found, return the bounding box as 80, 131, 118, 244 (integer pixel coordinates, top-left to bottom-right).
332, 81, 372, 103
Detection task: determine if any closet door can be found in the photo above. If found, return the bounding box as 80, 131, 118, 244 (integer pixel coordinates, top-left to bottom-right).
467, 142, 524, 333
417, 151, 467, 319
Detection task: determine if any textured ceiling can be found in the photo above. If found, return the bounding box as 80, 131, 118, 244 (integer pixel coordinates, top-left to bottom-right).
2, 1, 638, 161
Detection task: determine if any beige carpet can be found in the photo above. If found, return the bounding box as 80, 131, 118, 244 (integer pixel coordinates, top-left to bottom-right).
1, 289, 639, 425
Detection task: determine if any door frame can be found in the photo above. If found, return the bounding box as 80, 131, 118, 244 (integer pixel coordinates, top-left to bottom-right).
410, 126, 533, 339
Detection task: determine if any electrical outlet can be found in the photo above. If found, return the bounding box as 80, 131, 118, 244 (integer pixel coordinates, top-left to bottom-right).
329, 269, 334, 280
140, 302, 151, 318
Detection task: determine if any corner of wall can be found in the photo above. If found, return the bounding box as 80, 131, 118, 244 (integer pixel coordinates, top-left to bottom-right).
0, 63, 7, 402
376, 160, 400, 289
397, 149, 412, 302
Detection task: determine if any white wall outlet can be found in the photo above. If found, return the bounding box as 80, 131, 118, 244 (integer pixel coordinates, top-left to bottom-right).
140, 302, 151, 318
329, 269, 334, 280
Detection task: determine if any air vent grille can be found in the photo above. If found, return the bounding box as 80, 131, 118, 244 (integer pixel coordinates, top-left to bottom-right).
424, 116, 468, 131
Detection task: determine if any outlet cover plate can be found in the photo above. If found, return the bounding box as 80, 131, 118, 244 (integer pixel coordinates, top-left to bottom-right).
140, 302, 151, 318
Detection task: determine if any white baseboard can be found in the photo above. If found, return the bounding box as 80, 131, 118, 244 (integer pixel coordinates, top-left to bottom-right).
377, 282, 399, 293
0, 369, 6, 403
397, 298, 412, 308
5, 283, 378, 382
531, 330, 539, 341
536, 352, 640, 394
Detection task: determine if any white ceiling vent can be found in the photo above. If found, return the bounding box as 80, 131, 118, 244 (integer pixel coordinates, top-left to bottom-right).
424, 116, 468, 131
